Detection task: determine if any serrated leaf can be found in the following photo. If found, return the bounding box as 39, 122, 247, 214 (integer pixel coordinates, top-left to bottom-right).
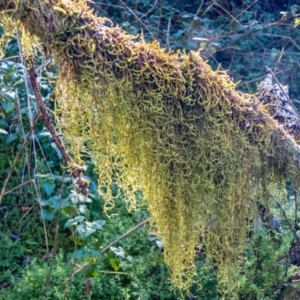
43, 183, 56, 197
69, 190, 92, 204
48, 196, 60, 208
88, 250, 102, 259
2, 99, 14, 112
110, 246, 125, 258
64, 216, 85, 228
60, 197, 72, 208
90, 220, 105, 230
71, 248, 85, 259
78, 220, 105, 238
40, 208, 54, 220
78, 204, 88, 215
81, 227, 96, 238
34, 198, 47, 206
71, 247, 102, 260
76, 223, 86, 235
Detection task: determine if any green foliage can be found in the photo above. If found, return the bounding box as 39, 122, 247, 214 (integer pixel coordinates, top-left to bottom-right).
96, 0, 300, 99
0, 200, 182, 300
1, 254, 88, 300
0, 230, 27, 284
237, 227, 293, 300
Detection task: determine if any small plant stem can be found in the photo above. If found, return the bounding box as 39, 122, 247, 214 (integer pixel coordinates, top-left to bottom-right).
64, 218, 150, 283
1, 179, 33, 196
295, 191, 298, 229
101, 218, 150, 253
43, 167, 66, 299
0, 112, 41, 204
276, 200, 300, 242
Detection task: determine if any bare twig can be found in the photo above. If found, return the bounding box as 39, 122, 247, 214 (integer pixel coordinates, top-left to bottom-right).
139, 0, 158, 20
0, 112, 41, 204
212, 0, 243, 28
44, 166, 66, 298
100, 218, 150, 253
118, 0, 155, 40
27, 58, 89, 196
166, 18, 171, 49
63, 218, 150, 284
276, 200, 300, 242
1, 179, 33, 196
274, 47, 285, 73
296, 191, 298, 230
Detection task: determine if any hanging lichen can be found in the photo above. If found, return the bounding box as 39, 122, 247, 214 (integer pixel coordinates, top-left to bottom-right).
1, 0, 300, 296
0, 14, 15, 59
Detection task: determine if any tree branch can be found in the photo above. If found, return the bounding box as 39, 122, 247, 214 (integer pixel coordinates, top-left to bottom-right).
0, 0, 298, 174
27, 58, 89, 196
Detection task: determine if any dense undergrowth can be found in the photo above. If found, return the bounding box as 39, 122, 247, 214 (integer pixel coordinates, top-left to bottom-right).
1, 0, 300, 299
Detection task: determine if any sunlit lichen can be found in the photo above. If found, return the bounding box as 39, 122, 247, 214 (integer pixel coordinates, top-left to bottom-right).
1, 0, 299, 296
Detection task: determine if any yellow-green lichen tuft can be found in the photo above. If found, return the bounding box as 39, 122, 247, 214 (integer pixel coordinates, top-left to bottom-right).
1, 0, 299, 296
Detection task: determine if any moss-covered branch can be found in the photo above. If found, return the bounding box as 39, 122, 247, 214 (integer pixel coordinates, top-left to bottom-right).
1, 0, 300, 296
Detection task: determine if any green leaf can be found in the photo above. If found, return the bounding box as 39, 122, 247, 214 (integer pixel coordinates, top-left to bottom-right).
110, 246, 125, 258
69, 190, 92, 204
64, 216, 85, 228
43, 183, 56, 197
88, 249, 102, 259
71, 248, 85, 259
40, 208, 54, 220
2, 99, 14, 112
60, 197, 72, 208
48, 196, 60, 208
78, 204, 89, 217
71, 247, 102, 260
78, 263, 98, 278
5, 133, 17, 144
0, 119, 9, 127
80, 226, 96, 238
89, 220, 105, 230
69, 235, 84, 246
61, 206, 78, 218
109, 258, 120, 271
76, 223, 87, 236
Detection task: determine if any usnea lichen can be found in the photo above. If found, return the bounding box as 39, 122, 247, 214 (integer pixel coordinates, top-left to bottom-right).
1, 0, 300, 296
